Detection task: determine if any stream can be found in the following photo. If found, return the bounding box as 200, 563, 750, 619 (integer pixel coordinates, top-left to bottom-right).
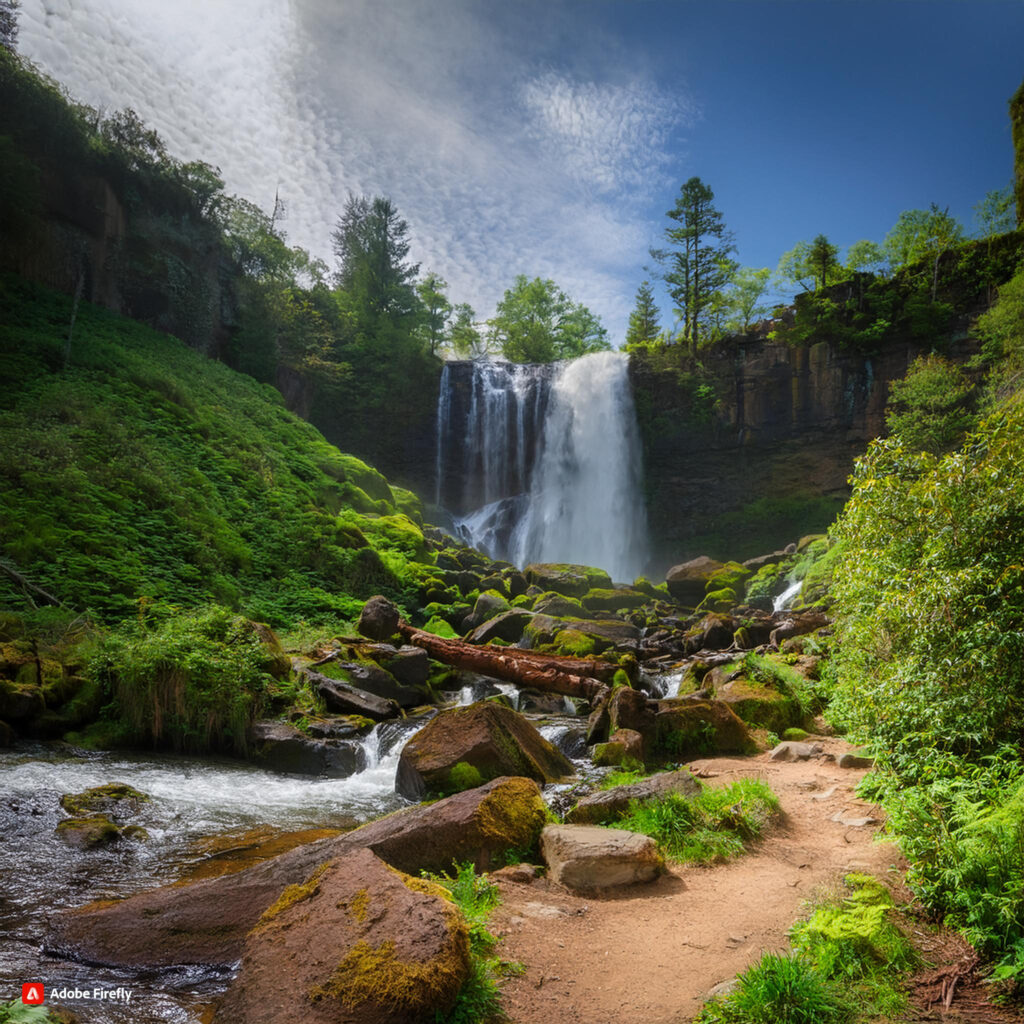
0, 681, 593, 1021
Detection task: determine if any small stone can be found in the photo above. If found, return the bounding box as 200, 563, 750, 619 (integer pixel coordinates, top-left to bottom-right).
768, 741, 823, 762
837, 753, 874, 769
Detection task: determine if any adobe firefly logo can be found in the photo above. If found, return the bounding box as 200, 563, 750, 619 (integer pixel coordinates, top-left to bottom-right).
22, 983, 44, 1005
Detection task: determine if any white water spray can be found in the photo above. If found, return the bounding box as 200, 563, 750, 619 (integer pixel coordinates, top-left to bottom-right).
511, 351, 647, 581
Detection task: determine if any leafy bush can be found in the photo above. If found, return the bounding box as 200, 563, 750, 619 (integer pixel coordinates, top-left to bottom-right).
91, 604, 283, 753
885, 354, 975, 454
614, 778, 779, 864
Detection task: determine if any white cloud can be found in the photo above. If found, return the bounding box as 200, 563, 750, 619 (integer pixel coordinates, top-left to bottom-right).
17, 0, 694, 341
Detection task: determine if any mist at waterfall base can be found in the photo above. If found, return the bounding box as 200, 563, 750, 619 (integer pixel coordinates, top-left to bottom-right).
436, 351, 649, 582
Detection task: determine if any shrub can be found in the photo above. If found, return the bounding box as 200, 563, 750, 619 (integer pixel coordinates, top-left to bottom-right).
91, 604, 281, 754
614, 778, 779, 865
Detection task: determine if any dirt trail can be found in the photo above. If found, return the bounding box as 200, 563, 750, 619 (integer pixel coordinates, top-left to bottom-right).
492, 738, 901, 1024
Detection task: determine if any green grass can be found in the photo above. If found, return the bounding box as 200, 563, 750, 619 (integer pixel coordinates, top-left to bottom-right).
613, 778, 779, 864
424, 862, 517, 1024
0, 276, 435, 626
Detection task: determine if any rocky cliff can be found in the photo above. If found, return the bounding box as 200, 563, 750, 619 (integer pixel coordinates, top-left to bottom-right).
629, 331, 977, 571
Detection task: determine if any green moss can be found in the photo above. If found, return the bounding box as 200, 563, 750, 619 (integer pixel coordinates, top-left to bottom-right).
447, 761, 485, 793
549, 628, 597, 658
696, 587, 737, 613
475, 778, 550, 857
254, 861, 331, 932
349, 887, 370, 924
59, 783, 149, 817
782, 727, 811, 742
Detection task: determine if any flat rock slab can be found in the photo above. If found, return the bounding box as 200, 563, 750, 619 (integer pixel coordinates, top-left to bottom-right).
541, 824, 663, 891
566, 769, 701, 825
212, 847, 469, 1024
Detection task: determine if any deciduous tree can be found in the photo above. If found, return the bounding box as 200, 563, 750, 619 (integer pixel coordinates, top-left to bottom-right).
884, 204, 964, 301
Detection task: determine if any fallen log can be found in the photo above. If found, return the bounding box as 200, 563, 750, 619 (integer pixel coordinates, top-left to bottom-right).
397, 622, 608, 703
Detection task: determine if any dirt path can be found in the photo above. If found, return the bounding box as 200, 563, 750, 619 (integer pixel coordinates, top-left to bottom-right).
491, 738, 901, 1024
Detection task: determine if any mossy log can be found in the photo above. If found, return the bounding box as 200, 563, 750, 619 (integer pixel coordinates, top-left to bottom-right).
396, 622, 609, 702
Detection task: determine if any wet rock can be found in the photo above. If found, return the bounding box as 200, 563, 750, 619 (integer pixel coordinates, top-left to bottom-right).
541, 824, 663, 890
212, 847, 470, 1024
665, 556, 724, 606
327, 661, 420, 708
60, 783, 149, 819
395, 702, 573, 800
56, 815, 148, 849
357, 596, 400, 641
302, 668, 400, 720
249, 721, 366, 777
768, 741, 824, 762
46, 778, 548, 971
566, 769, 700, 825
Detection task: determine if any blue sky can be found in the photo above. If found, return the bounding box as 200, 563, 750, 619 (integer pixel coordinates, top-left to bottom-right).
18, 0, 1024, 343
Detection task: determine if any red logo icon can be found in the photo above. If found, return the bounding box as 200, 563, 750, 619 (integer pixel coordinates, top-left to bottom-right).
22, 984, 44, 1005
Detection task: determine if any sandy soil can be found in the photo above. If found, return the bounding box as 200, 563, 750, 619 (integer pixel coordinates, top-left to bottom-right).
491, 737, 902, 1024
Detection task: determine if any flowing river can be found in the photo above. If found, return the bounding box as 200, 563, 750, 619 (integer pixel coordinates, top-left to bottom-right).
0, 684, 592, 1022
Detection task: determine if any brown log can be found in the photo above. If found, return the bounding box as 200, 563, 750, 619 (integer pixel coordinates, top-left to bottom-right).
397, 622, 608, 703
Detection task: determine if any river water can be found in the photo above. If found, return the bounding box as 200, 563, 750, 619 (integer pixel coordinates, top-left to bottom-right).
0, 690, 592, 1021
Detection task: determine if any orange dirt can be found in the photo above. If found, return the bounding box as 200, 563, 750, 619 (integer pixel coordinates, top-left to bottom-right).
491, 737, 902, 1024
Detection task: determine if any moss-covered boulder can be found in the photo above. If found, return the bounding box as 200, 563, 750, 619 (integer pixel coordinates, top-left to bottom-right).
581, 588, 650, 613
57, 815, 149, 849
714, 677, 803, 733
532, 592, 592, 618
60, 783, 150, 818
653, 700, 754, 758
0, 676, 45, 723
395, 702, 574, 800
696, 587, 737, 613
523, 563, 613, 598
665, 556, 724, 605
212, 847, 470, 1024
465, 608, 534, 645
462, 589, 511, 631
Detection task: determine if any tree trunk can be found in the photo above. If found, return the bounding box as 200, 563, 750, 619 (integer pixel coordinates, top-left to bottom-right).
396, 623, 609, 703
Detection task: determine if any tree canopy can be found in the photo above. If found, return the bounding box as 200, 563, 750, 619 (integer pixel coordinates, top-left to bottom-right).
487, 275, 609, 363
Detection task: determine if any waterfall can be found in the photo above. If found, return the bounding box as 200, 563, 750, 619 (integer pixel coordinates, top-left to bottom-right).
435, 352, 648, 582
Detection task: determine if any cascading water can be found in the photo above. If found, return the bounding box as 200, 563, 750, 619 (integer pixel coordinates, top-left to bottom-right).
436, 352, 648, 581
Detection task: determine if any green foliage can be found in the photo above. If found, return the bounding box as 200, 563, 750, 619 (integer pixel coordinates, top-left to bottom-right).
0, 277, 432, 624
599, 763, 649, 790
0, 1001, 52, 1024
1010, 78, 1024, 229
696, 954, 847, 1024
885, 354, 975, 454
446, 761, 485, 794
487, 275, 610, 363
614, 778, 778, 865
90, 605, 281, 754
426, 863, 510, 1024
743, 653, 819, 716
974, 263, 1024, 398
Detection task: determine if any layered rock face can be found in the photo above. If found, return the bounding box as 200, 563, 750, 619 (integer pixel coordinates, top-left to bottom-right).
629, 335, 975, 569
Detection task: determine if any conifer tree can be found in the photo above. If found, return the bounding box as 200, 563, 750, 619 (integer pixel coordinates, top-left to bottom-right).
624, 280, 661, 349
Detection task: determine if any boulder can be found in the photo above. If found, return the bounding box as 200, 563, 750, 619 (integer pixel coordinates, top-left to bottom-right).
357, 596, 400, 641
249, 721, 367, 777
56, 815, 148, 849
692, 612, 735, 651
365, 645, 430, 688
325, 661, 420, 708
395, 702, 573, 801
768, 741, 824, 762
532, 593, 592, 618
581, 588, 649, 613
653, 700, 754, 759
541, 824, 663, 890
665, 556, 724, 606
59, 783, 149, 818
46, 777, 548, 970
465, 608, 535, 644
715, 679, 802, 733
302, 669, 400, 720
523, 563, 612, 598
838, 752, 874, 769
212, 847, 470, 1024
0, 677, 44, 723
566, 769, 701, 824
769, 612, 830, 646
462, 589, 511, 631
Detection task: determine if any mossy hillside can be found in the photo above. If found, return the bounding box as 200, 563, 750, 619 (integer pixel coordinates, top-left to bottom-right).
0, 277, 438, 625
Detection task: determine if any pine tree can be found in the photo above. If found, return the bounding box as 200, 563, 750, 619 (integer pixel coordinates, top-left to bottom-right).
624, 280, 661, 349
651, 177, 735, 355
